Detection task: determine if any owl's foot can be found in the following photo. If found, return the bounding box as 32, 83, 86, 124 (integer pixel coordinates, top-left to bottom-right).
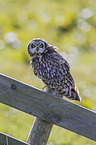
42, 85, 47, 90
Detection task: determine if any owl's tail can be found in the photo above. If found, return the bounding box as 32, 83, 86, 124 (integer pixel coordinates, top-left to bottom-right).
71, 86, 81, 101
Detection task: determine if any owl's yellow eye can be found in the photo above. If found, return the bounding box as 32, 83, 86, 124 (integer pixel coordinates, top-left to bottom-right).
31, 44, 35, 48
39, 44, 43, 48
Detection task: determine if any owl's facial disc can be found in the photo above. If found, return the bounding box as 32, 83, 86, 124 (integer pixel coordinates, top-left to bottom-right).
27, 38, 49, 56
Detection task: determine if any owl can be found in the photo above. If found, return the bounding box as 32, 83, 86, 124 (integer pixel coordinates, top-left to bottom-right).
27, 38, 81, 101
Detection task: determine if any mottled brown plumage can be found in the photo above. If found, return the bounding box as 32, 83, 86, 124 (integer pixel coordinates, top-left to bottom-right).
27, 38, 81, 101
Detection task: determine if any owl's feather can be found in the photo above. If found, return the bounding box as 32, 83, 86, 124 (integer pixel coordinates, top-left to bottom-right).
30, 45, 81, 101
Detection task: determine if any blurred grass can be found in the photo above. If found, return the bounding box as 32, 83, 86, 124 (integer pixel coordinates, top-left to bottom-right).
0, 0, 96, 144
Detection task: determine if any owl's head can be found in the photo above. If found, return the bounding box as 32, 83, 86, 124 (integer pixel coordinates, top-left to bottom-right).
27, 38, 50, 56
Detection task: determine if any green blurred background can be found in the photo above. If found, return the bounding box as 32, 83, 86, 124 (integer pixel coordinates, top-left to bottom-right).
0, 0, 96, 144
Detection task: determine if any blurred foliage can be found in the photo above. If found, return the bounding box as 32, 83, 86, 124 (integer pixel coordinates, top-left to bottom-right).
0, 0, 96, 144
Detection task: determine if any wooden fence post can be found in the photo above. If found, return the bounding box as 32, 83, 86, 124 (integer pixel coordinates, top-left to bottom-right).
27, 87, 61, 145
27, 118, 53, 145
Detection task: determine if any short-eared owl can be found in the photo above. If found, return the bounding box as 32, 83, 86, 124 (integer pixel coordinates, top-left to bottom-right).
27, 38, 81, 101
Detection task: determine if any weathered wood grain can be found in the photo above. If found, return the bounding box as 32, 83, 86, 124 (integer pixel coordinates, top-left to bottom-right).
0, 132, 29, 145
27, 118, 53, 145
0, 73, 96, 141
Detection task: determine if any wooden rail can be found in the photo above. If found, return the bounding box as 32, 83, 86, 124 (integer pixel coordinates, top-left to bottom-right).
0, 132, 29, 145
0, 73, 96, 144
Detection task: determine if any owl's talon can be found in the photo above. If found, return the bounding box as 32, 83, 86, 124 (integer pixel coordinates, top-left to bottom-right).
42, 85, 47, 90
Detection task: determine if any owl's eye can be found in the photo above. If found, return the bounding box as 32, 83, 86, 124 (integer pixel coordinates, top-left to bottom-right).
39, 44, 43, 48
31, 44, 35, 48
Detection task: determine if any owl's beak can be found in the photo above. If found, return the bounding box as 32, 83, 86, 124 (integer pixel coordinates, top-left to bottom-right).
36, 47, 39, 53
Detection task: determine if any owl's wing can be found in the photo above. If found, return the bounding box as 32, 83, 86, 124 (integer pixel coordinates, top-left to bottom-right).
50, 49, 81, 101
42, 48, 81, 101
48, 47, 70, 71
42, 48, 74, 86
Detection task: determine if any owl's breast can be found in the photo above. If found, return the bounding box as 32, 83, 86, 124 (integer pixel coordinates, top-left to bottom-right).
31, 57, 39, 76
31, 56, 46, 77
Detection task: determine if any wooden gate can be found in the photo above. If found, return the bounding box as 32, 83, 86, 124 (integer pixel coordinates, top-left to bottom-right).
0, 73, 96, 145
